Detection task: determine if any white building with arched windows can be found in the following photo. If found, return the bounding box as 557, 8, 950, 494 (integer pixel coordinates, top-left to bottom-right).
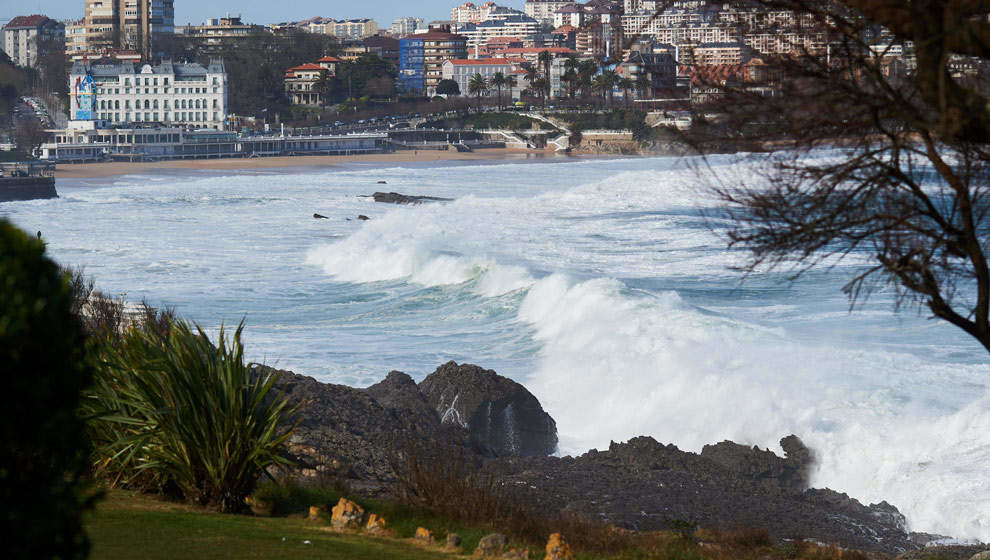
68, 59, 228, 129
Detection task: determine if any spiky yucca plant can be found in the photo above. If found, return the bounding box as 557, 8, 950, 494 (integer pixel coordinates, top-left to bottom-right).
85, 319, 298, 512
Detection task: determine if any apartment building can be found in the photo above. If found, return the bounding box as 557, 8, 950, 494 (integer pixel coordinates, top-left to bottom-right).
66, 0, 174, 59
458, 16, 542, 51
441, 58, 516, 97
399, 28, 468, 96
524, 0, 578, 26
452, 2, 498, 24
391, 17, 425, 37
69, 59, 227, 129
1, 15, 64, 68
175, 16, 263, 53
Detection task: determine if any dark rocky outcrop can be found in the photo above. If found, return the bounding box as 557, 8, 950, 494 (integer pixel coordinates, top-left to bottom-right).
483, 436, 917, 555
419, 361, 557, 457
370, 192, 452, 204
261, 365, 406, 485
363, 371, 439, 437
700, 434, 812, 492
260, 363, 555, 492
261, 362, 923, 555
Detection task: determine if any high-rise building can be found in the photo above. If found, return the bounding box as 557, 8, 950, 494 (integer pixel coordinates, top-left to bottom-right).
524, 0, 577, 26
1, 15, 65, 68
398, 27, 467, 96
67, 0, 174, 60
391, 17, 424, 37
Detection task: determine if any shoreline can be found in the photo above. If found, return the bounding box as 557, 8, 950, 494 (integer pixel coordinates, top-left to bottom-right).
54, 148, 583, 179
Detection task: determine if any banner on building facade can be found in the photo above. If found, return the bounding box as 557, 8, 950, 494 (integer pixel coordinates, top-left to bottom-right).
71, 74, 96, 120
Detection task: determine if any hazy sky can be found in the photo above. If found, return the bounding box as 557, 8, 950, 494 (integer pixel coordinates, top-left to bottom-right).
1, 0, 525, 27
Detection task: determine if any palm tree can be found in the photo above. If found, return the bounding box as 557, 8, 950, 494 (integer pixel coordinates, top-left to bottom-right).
314, 69, 334, 111
468, 73, 488, 112
618, 77, 634, 109
538, 50, 553, 100
601, 69, 619, 107
524, 66, 539, 104
533, 77, 550, 109
490, 72, 507, 111
635, 74, 652, 100
577, 59, 597, 99
591, 74, 609, 108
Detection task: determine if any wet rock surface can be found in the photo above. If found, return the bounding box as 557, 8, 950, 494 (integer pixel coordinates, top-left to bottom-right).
419, 361, 558, 456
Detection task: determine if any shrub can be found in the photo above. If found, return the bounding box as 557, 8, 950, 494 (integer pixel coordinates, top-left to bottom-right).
85, 319, 299, 512
0, 218, 96, 559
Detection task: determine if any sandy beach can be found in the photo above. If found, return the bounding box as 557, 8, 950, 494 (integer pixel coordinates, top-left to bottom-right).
55, 148, 569, 179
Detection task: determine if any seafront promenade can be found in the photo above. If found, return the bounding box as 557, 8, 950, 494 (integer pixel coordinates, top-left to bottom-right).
54, 148, 566, 179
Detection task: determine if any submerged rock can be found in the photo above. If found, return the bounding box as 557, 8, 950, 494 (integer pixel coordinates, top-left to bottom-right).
419, 361, 558, 456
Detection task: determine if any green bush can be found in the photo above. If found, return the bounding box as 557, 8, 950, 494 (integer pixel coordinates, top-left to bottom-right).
0, 219, 96, 559
86, 319, 299, 512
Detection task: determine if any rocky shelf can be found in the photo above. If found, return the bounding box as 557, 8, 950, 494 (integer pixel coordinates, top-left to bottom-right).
259, 360, 949, 556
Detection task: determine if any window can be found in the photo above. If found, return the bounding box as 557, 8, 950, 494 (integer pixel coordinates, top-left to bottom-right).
125, 78, 131, 85
153, 78, 158, 85
153, 100, 158, 109
125, 100, 131, 109
114, 100, 119, 109
144, 100, 150, 109
163, 100, 169, 109
145, 112, 150, 121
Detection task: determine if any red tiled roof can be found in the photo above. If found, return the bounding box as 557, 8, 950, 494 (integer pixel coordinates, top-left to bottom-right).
5, 15, 52, 28
680, 64, 744, 84
288, 63, 324, 71
500, 47, 576, 55
318, 56, 341, 62
446, 58, 513, 65
553, 25, 578, 33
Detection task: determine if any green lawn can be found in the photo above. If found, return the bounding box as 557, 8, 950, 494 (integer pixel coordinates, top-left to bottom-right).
86, 491, 459, 560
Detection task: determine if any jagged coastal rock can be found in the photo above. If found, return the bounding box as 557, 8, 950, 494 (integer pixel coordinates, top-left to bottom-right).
262, 361, 926, 554
483, 436, 916, 554
700, 433, 812, 492
419, 361, 558, 456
